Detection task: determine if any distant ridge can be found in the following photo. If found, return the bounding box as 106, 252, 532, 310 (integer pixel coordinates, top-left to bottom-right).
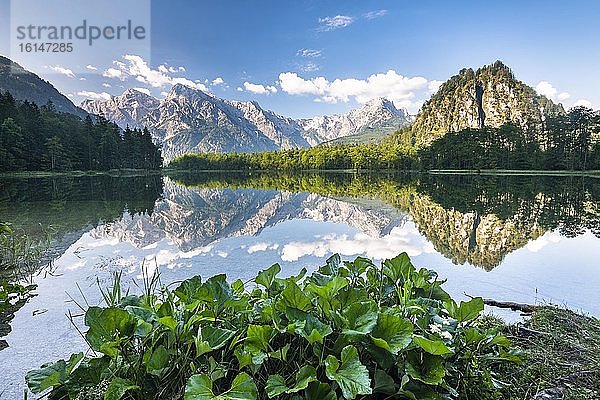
0, 55, 87, 117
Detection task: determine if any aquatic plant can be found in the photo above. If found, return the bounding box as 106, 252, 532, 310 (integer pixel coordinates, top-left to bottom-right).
26, 253, 519, 399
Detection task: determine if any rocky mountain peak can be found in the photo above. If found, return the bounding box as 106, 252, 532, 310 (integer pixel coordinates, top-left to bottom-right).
411, 60, 565, 146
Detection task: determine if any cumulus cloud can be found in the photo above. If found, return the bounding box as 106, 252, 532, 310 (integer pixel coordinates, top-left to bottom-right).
102, 83, 111, 88
318, 15, 355, 31
77, 91, 112, 101
297, 48, 322, 58
103, 68, 125, 79
279, 70, 429, 112
49, 65, 75, 78
236, 87, 244, 92
212, 77, 225, 85
428, 80, 444, 93
243, 81, 277, 95
363, 10, 388, 20
573, 99, 593, 108
535, 81, 570, 103
85, 64, 98, 71
102, 55, 208, 91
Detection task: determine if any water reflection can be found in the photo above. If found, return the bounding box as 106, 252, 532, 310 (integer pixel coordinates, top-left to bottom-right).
0, 172, 599, 398
171, 172, 600, 270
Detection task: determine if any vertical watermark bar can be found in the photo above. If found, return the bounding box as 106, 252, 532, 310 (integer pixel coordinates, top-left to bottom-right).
10, 0, 151, 76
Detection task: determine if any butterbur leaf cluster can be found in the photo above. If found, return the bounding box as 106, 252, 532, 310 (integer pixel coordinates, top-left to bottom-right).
26, 253, 519, 399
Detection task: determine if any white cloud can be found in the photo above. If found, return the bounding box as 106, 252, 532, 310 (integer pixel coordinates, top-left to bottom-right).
297, 48, 322, 58
243, 81, 277, 95
428, 80, 443, 93
49, 65, 75, 78
212, 77, 225, 85
133, 87, 151, 95
278, 72, 329, 95
102, 83, 111, 88
535, 81, 597, 110
318, 15, 355, 31
363, 10, 388, 20
535, 81, 570, 103
103, 68, 125, 79
85, 64, 98, 71
102, 55, 208, 91
79, 77, 86, 81
279, 70, 429, 112
573, 99, 593, 108
236, 87, 244, 92
77, 91, 112, 101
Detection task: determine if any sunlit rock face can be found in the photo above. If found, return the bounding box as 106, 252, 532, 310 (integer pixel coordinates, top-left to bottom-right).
90, 179, 409, 252
412, 61, 565, 146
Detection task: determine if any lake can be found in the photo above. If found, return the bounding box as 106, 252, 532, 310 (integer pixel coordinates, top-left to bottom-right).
1, 172, 599, 398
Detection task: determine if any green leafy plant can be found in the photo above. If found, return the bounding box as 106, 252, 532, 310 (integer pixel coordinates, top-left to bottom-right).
26, 253, 519, 399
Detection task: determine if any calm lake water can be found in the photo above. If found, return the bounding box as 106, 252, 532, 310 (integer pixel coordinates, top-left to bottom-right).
1, 172, 599, 397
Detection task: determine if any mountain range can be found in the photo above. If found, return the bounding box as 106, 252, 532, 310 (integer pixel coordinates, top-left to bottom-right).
1, 56, 571, 161
81, 85, 412, 161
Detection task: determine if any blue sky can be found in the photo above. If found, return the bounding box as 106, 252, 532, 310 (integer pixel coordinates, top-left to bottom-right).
1, 0, 599, 118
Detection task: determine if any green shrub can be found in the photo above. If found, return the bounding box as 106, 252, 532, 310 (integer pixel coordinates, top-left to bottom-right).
26, 253, 519, 399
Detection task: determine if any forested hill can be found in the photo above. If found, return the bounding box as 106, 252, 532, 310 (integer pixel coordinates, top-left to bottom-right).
412, 61, 565, 146
0, 56, 87, 118
0, 91, 162, 172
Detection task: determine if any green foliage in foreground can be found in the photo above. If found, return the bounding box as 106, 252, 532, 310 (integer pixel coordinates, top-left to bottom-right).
26, 253, 519, 399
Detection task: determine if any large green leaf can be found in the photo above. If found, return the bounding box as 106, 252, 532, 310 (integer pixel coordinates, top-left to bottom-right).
104, 377, 139, 400
245, 324, 273, 353
255, 263, 281, 290
306, 276, 348, 306
185, 372, 258, 400
405, 352, 446, 385
344, 256, 374, 276
382, 252, 414, 283
341, 301, 378, 336
85, 307, 136, 356
412, 336, 454, 355
147, 345, 169, 373
26, 353, 83, 394
287, 309, 333, 344
288, 365, 318, 393
373, 369, 396, 394
175, 276, 203, 302
325, 345, 372, 399
279, 280, 312, 311
451, 297, 484, 323
304, 381, 337, 400
265, 375, 287, 398
196, 326, 236, 355
318, 254, 341, 276
371, 313, 413, 354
